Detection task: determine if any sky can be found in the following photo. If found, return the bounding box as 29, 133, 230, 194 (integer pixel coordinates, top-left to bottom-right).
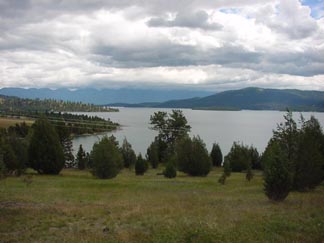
0, 0, 323, 91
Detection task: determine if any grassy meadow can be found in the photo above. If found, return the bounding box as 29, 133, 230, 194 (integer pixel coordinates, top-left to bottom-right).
0, 117, 34, 129
0, 168, 323, 243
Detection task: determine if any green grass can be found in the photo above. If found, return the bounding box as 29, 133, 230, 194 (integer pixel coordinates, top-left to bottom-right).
0, 117, 34, 128
0, 168, 323, 243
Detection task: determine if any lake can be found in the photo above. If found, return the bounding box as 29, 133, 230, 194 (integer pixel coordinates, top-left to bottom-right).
72, 108, 324, 156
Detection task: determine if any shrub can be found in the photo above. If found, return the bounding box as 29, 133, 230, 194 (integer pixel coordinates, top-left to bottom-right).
218, 173, 226, 185
91, 136, 123, 179
176, 136, 211, 176
246, 162, 253, 181
164, 157, 177, 178
210, 143, 223, 167
135, 154, 148, 175
28, 117, 65, 175
223, 160, 231, 177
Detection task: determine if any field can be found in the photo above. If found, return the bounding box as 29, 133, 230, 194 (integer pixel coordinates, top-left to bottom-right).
0, 168, 323, 243
0, 117, 34, 129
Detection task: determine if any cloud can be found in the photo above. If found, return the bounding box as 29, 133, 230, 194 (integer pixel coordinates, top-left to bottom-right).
0, 0, 323, 91
147, 10, 223, 30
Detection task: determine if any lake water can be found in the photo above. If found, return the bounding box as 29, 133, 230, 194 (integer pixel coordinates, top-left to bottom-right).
72, 108, 324, 156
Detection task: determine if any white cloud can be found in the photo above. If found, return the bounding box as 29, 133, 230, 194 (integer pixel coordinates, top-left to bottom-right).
0, 0, 323, 91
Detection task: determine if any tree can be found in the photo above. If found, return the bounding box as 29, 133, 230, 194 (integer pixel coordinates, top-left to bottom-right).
250, 146, 261, 170
263, 141, 292, 201
224, 142, 251, 172
210, 143, 222, 167
0, 148, 7, 179
294, 116, 324, 191
150, 110, 191, 161
246, 161, 253, 181
176, 136, 211, 176
120, 138, 136, 168
146, 141, 159, 169
91, 136, 123, 179
164, 156, 177, 178
55, 121, 75, 168
218, 173, 226, 185
28, 117, 65, 175
76, 145, 87, 170
223, 160, 231, 177
135, 154, 148, 175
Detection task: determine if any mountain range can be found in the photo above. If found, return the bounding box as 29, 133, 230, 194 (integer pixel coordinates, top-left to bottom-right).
0, 87, 213, 105
108, 87, 324, 111
1, 87, 324, 112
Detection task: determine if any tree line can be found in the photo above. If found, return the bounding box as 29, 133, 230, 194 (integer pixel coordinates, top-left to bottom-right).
1, 110, 323, 202
0, 94, 118, 113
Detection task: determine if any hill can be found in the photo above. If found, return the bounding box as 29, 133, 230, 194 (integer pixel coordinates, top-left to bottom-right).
0, 87, 213, 105
112, 87, 324, 111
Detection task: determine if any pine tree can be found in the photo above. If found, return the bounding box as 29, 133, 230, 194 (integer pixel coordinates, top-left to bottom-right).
176, 136, 211, 176
246, 161, 253, 181
147, 141, 159, 168
135, 154, 148, 175
263, 141, 292, 201
218, 173, 226, 185
91, 136, 123, 179
120, 138, 136, 168
28, 117, 65, 175
223, 160, 231, 177
210, 143, 223, 167
164, 156, 177, 178
76, 144, 87, 170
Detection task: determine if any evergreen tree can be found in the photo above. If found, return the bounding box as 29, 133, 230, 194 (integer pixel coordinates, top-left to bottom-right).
210, 143, 223, 167
263, 141, 292, 201
28, 117, 64, 175
294, 116, 324, 190
120, 138, 136, 168
224, 142, 251, 172
176, 136, 211, 176
135, 154, 148, 175
218, 173, 226, 185
90, 136, 123, 179
55, 121, 75, 168
246, 161, 253, 181
250, 146, 261, 170
0, 148, 7, 179
76, 144, 87, 170
223, 160, 231, 177
150, 110, 191, 161
147, 141, 159, 168
164, 156, 177, 178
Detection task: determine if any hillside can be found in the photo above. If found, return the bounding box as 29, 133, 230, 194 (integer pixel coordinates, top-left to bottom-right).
0, 95, 117, 113
113, 87, 324, 111
0, 87, 213, 105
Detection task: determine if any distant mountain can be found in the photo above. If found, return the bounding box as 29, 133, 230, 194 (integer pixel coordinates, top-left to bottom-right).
0, 87, 213, 105
110, 87, 324, 111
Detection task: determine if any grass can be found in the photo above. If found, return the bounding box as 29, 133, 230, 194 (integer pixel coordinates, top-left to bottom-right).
0, 168, 323, 243
0, 117, 34, 128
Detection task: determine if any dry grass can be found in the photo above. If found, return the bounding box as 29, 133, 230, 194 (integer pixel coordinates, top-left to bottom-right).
0, 168, 323, 243
0, 117, 34, 128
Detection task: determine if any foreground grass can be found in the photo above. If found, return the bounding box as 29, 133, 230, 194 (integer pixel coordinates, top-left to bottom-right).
0, 168, 323, 243
0, 117, 34, 128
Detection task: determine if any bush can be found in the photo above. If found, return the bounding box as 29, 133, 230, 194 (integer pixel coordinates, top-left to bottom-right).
135, 154, 148, 175
218, 173, 226, 185
91, 136, 123, 179
120, 138, 136, 168
224, 142, 251, 172
246, 162, 253, 181
263, 141, 292, 201
176, 136, 211, 176
164, 157, 177, 178
210, 143, 223, 167
223, 160, 231, 177
0, 151, 7, 179
28, 117, 65, 175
